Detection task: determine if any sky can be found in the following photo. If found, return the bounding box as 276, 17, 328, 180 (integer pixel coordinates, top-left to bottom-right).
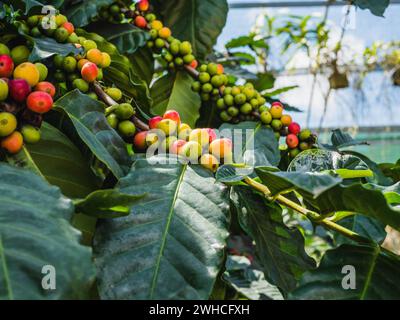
216, 1, 400, 129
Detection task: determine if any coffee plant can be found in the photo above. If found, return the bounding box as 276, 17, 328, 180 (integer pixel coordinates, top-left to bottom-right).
0, 0, 399, 300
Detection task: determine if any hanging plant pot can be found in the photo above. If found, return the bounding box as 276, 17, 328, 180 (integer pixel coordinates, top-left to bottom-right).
392, 68, 400, 86
329, 71, 349, 89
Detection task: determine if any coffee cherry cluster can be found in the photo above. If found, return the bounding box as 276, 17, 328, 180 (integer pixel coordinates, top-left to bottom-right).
191, 63, 229, 102
258, 101, 317, 157
0, 44, 56, 154
105, 89, 137, 139
133, 110, 233, 172
98, 2, 126, 24
22, 14, 78, 44
218, 83, 267, 122
51, 36, 111, 97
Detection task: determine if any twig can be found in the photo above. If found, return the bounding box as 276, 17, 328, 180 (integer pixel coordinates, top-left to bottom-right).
93, 81, 150, 131
244, 177, 372, 244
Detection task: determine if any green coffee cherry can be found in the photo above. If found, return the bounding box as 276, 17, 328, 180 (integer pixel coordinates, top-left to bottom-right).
216, 98, 226, 110
207, 63, 218, 76
118, 120, 136, 137
224, 95, 234, 106
191, 81, 201, 92
21, 125, 41, 144
199, 72, 211, 84
260, 111, 272, 124
234, 94, 246, 105
228, 107, 239, 117
107, 113, 119, 129
63, 56, 77, 73
299, 129, 312, 141
115, 103, 135, 120
240, 103, 252, 115
155, 38, 165, 48
202, 83, 213, 93
179, 41, 192, 55
73, 79, 89, 92
55, 27, 69, 43
199, 64, 208, 72
150, 29, 158, 39
220, 111, 232, 122
31, 27, 42, 37
105, 87, 123, 101
271, 119, 283, 131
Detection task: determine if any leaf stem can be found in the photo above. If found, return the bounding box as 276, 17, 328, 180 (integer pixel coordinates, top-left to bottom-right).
333, 169, 374, 179
244, 177, 372, 244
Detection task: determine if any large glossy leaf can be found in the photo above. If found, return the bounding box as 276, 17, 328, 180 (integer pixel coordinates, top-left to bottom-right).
352, 0, 390, 17
256, 168, 343, 197
4, 0, 64, 14
153, 0, 229, 59
74, 189, 146, 218
219, 121, 280, 167
20, 33, 81, 62
150, 72, 201, 127
256, 168, 400, 230
128, 47, 155, 87
65, 0, 114, 27
0, 163, 95, 299
54, 90, 132, 179
335, 215, 387, 246
288, 149, 368, 173
8, 122, 99, 199
93, 157, 230, 299
231, 186, 315, 294
287, 148, 388, 241
86, 22, 150, 55
224, 255, 284, 300
290, 244, 400, 300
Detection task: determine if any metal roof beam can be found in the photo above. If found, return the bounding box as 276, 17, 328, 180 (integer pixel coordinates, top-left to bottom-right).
229, 1, 400, 9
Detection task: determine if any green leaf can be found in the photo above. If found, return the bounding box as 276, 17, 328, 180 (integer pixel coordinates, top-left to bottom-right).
256, 168, 343, 197
0, 163, 95, 299
256, 169, 400, 230
231, 186, 315, 294
288, 149, 368, 173
7, 122, 99, 199
75, 189, 146, 218
150, 72, 201, 127
224, 255, 284, 300
219, 121, 280, 167
379, 159, 400, 183
321, 129, 369, 151
335, 215, 387, 245
263, 85, 298, 97
93, 156, 230, 299
86, 22, 150, 55
248, 73, 275, 92
21, 33, 81, 62
153, 0, 229, 59
54, 90, 132, 179
351, 0, 390, 17
4, 0, 64, 14
128, 47, 155, 86
290, 244, 400, 300
343, 150, 393, 186
65, 0, 114, 27
216, 164, 255, 185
